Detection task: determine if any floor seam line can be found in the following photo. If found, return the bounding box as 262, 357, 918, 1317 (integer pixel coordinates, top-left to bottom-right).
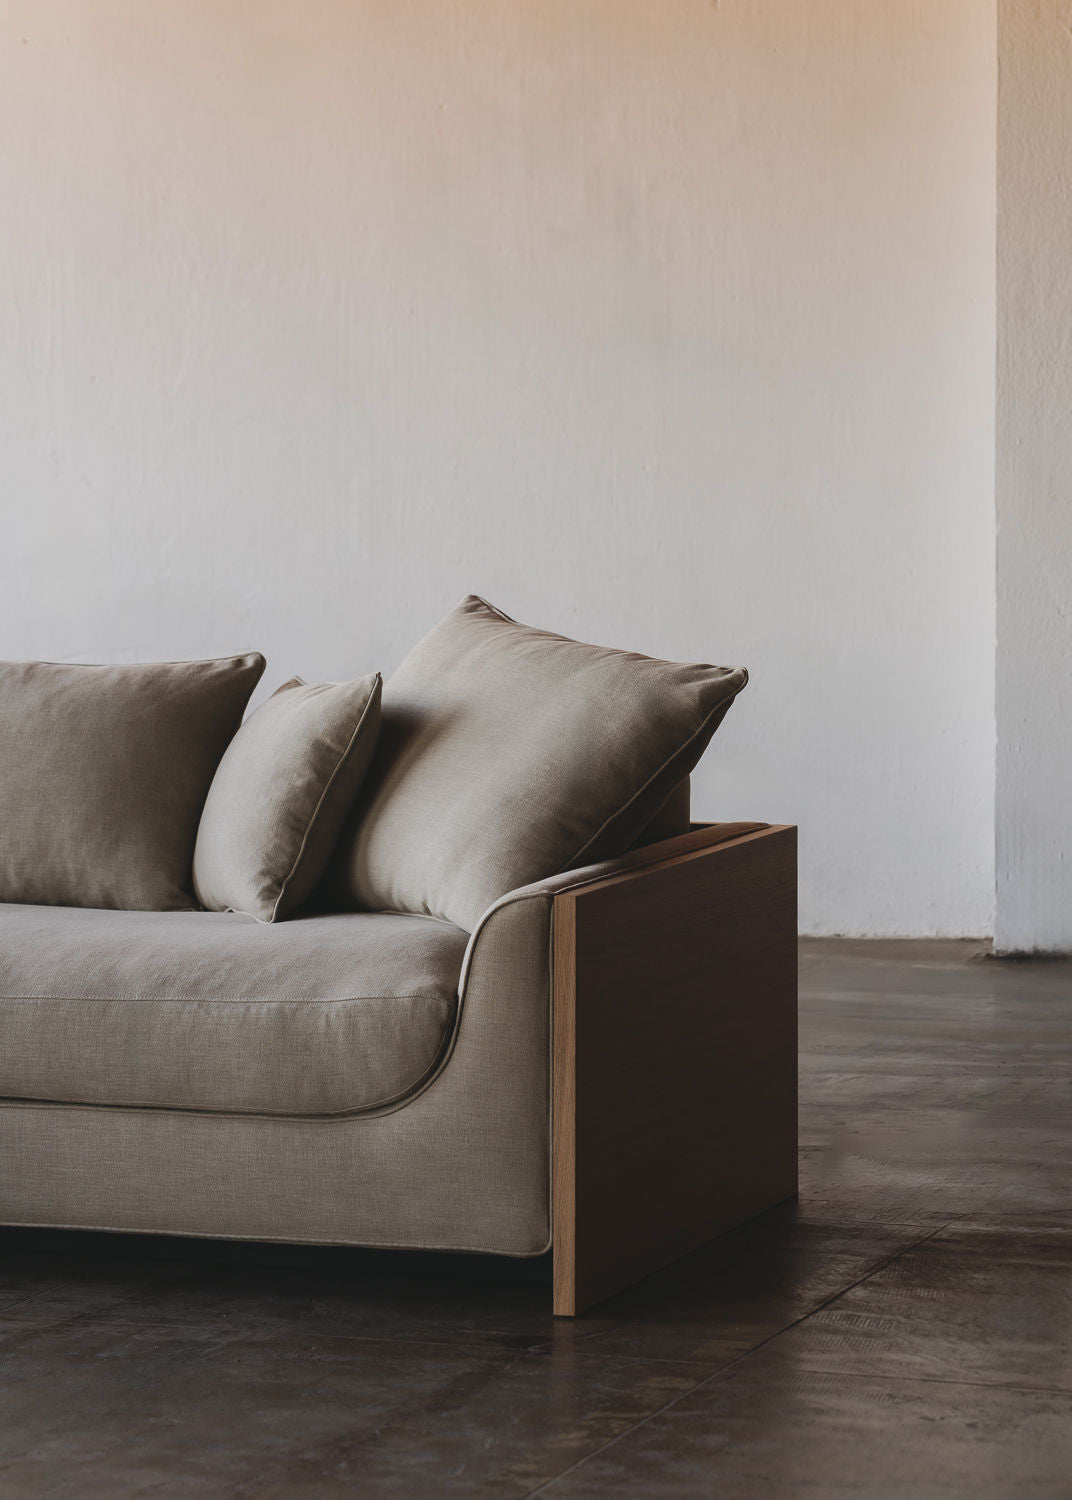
742, 1220, 955, 1336
518, 1364, 717, 1500
519, 1221, 955, 1498
0, 1281, 70, 1315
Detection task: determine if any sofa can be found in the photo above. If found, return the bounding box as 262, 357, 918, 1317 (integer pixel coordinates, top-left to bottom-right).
0, 597, 797, 1315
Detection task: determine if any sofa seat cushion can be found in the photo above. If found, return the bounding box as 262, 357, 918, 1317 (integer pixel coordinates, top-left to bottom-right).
0, 905, 467, 1117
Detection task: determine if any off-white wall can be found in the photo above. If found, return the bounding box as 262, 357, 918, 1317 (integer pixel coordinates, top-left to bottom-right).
996, 1, 1072, 953
0, 1, 996, 936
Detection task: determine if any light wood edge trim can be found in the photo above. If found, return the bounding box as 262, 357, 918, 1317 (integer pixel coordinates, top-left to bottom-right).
551, 892, 577, 1318
565, 824, 795, 899
548, 822, 768, 904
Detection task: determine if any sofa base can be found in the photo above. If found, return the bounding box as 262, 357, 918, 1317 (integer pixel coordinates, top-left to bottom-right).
0, 823, 797, 1312
0, 1098, 552, 1258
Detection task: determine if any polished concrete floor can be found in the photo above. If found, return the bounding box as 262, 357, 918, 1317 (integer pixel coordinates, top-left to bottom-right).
2, 939, 1071, 1497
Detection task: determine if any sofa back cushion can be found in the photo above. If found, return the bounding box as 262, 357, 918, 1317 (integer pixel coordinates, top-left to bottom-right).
193, 672, 382, 923
0, 654, 264, 911
329, 597, 746, 929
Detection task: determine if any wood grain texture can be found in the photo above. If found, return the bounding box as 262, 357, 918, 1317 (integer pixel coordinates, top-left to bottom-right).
552, 824, 798, 1316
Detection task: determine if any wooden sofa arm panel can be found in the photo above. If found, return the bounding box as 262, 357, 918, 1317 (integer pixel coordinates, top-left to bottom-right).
551, 822, 798, 1316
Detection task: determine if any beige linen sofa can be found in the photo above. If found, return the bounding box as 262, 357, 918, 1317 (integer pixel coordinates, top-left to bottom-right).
0, 598, 797, 1315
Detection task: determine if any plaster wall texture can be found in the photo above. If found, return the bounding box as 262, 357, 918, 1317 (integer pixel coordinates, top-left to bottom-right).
996, 0, 1072, 953
0, 1, 996, 936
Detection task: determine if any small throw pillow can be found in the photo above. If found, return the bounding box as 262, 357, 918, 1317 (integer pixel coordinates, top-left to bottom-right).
329, 596, 747, 929
0, 654, 265, 911
193, 673, 382, 922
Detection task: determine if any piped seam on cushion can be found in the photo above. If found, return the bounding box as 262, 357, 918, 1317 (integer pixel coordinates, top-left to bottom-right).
469, 593, 517, 624
563, 682, 746, 872
0, 1033, 457, 1120
0, 991, 456, 1006
462, 597, 748, 877
18, 652, 265, 670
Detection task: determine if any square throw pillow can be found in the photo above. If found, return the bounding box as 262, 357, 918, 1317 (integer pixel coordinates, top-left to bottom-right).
329, 596, 748, 929
193, 673, 382, 922
0, 655, 265, 911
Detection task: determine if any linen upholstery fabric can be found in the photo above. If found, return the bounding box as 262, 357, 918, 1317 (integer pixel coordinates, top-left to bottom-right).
193, 673, 382, 922
331, 595, 747, 928
0, 903, 465, 1116
0, 844, 711, 1256
0, 655, 264, 912
0, 841, 717, 1256
0, 865, 571, 1254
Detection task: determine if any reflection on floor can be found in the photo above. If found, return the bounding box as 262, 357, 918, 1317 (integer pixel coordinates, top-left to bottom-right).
2, 940, 1071, 1497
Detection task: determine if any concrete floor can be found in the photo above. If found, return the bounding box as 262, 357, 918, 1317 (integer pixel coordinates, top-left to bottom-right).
2, 939, 1071, 1497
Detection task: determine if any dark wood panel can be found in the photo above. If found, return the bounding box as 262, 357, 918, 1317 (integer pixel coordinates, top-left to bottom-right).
553, 825, 798, 1316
